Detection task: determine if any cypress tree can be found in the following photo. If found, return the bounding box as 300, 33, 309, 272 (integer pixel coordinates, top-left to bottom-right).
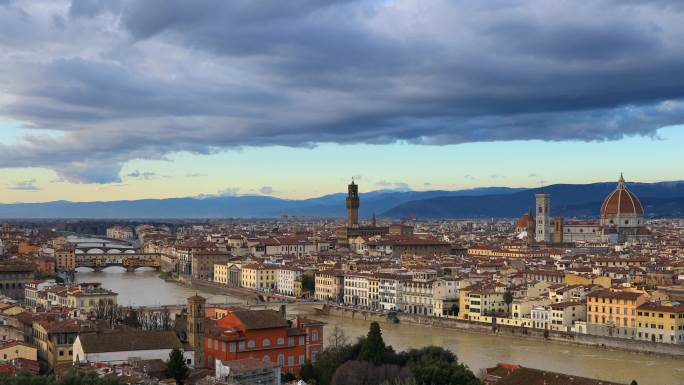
359, 321, 386, 365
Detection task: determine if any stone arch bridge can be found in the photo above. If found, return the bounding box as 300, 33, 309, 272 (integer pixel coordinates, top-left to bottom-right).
75, 253, 161, 272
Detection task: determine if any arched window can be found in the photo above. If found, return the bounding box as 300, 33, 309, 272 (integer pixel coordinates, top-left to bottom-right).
247, 340, 255, 349
262, 338, 271, 347
262, 355, 271, 363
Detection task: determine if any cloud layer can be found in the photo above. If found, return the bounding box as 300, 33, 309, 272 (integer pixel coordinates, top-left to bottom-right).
1, 0, 684, 183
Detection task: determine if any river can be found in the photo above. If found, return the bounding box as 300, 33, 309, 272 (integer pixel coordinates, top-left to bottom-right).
74, 267, 246, 307
75, 268, 683, 385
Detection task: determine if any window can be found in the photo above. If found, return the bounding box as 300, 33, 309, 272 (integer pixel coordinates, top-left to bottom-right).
312, 331, 318, 341
262, 338, 271, 347
299, 355, 305, 365
278, 354, 285, 365
247, 340, 255, 349
299, 336, 305, 345
288, 356, 294, 366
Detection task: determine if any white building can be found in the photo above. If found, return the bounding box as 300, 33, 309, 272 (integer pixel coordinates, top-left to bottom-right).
344, 274, 371, 308
277, 267, 302, 297
106, 226, 135, 241
531, 306, 550, 329
432, 277, 459, 317
73, 330, 194, 367
549, 301, 586, 332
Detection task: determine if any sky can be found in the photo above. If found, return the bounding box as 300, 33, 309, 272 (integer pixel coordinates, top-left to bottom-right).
0, 0, 683, 203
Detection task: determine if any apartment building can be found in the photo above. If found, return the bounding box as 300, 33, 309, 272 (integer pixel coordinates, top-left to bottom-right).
432, 277, 459, 317
343, 274, 370, 308
549, 301, 586, 332
314, 270, 344, 303
241, 264, 277, 291
587, 289, 648, 338
402, 270, 437, 316
55, 247, 76, 271
191, 252, 231, 281
277, 267, 302, 297
636, 301, 684, 344
378, 273, 408, 311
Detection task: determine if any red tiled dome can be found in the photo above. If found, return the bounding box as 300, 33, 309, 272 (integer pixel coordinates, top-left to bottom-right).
516, 213, 530, 228
600, 174, 643, 216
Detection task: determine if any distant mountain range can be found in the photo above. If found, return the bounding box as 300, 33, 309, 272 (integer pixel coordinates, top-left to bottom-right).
0, 187, 525, 219
382, 181, 684, 219
0, 182, 682, 219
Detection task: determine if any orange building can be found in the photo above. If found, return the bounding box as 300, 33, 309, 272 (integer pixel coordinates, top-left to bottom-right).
18, 242, 40, 255
587, 289, 648, 338
204, 309, 324, 375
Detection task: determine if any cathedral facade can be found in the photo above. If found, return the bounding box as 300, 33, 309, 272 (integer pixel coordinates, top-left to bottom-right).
522, 174, 649, 244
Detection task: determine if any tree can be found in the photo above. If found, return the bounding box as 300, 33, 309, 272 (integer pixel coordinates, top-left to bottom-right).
300, 360, 318, 383
401, 347, 481, 385
503, 291, 513, 315
449, 304, 459, 317
359, 322, 387, 365
302, 274, 315, 292
330, 360, 411, 385
328, 325, 349, 349
0, 371, 125, 385
630, 381, 638, 385
167, 348, 189, 385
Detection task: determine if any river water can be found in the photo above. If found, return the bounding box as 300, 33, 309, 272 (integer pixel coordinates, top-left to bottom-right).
74, 267, 246, 307
75, 268, 683, 385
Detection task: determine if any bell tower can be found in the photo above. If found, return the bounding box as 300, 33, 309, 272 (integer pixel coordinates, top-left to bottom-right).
187, 294, 206, 368
346, 180, 360, 227
535, 192, 551, 243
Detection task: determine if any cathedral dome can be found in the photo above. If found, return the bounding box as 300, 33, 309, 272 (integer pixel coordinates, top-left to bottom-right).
600, 174, 643, 217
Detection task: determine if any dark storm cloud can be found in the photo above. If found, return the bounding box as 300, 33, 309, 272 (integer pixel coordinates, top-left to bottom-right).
0, 0, 683, 183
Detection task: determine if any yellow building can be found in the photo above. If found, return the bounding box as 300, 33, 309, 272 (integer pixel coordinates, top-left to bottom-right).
0, 340, 37, 362
314, 270, 344, 303
637, 301, 684, 344
564, 273, 612, 289
240, 264, 277, 291
55, 247, 76, 271
294, 279, 303, 298
42, 283, 117, 315
33, 318, 100, 369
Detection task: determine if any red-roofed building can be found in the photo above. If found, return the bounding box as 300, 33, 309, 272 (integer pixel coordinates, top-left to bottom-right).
203, 309, 324, 376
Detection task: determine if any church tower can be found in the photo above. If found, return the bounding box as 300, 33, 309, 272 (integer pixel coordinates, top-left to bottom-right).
187, 294, 206, 368
346, 180, 360, 227
535, 192, 551, 243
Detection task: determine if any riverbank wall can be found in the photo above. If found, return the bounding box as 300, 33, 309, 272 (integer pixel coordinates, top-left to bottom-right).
168, 275, 262, 302
319, 304, 684, 358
